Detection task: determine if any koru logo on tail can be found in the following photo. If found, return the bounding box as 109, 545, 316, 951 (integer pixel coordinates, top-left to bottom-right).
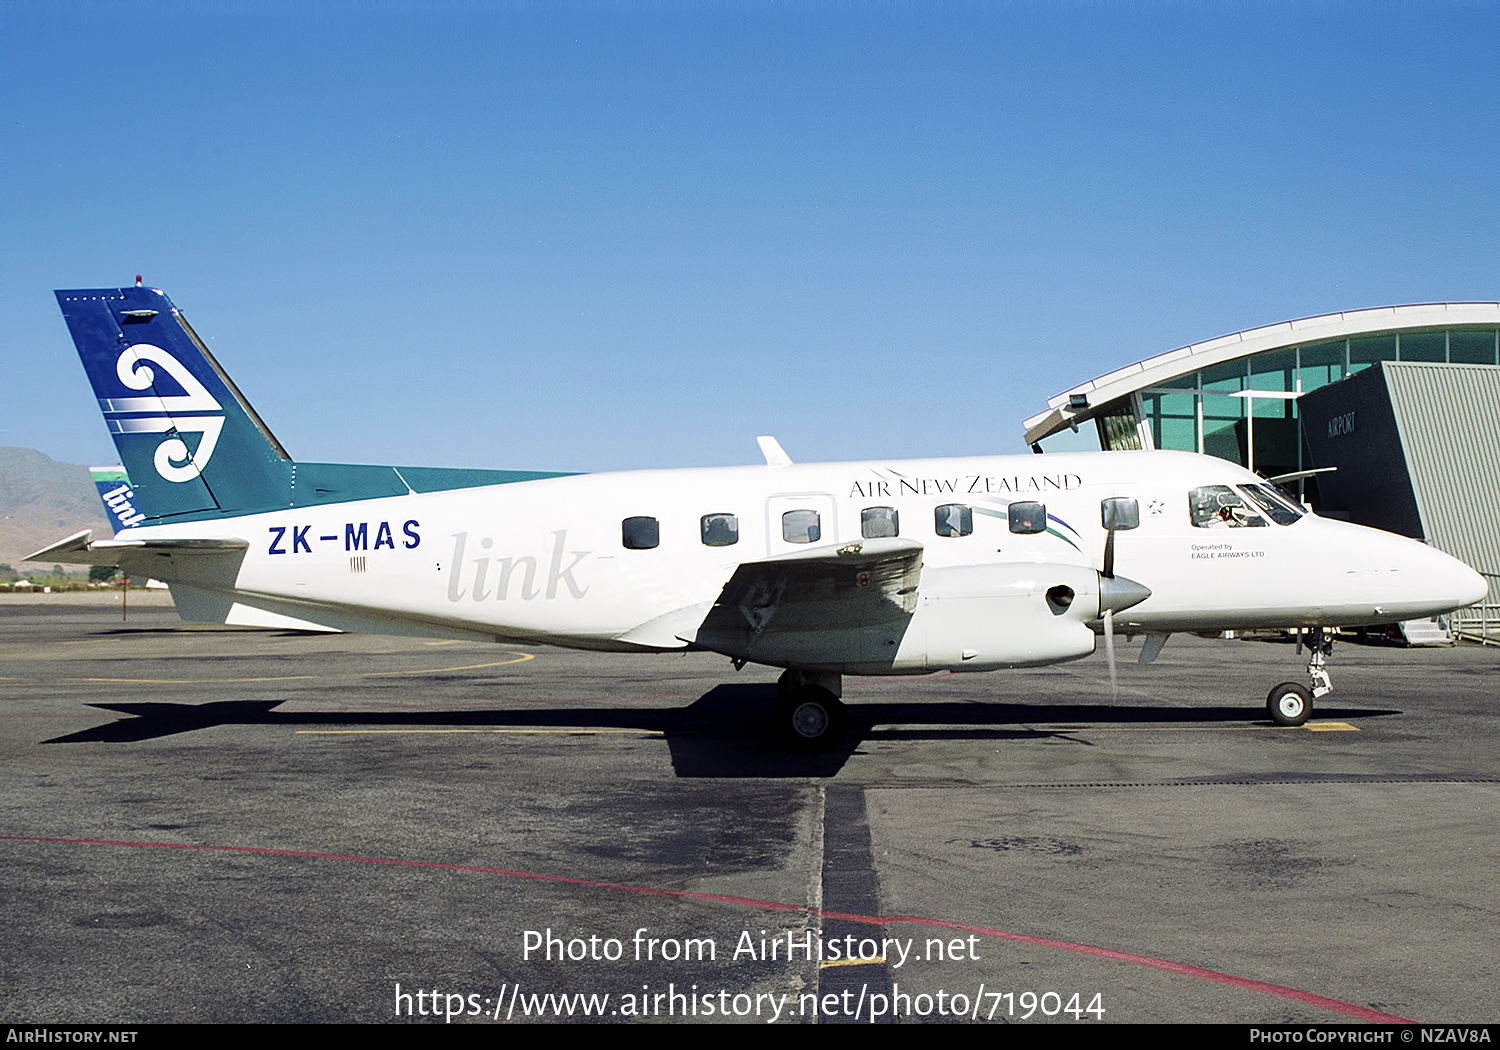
104, 344, 225, 483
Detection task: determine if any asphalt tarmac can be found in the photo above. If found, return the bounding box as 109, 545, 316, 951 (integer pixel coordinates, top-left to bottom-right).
2, 595, 1497, 1024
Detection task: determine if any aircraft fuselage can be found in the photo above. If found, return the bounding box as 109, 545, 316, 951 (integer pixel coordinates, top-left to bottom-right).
119, 449, 1486, 674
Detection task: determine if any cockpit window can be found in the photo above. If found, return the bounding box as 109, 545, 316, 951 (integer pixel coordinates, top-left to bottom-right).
1240, 484, 1304, 525
1190, 486, 1267, 528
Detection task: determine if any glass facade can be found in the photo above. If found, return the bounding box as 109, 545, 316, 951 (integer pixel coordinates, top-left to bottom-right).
1034, 326, 1500, 501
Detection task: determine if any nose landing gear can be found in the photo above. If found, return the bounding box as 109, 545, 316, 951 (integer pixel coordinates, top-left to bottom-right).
1266, 627, 1334, 727
1267, 682, 1312, 726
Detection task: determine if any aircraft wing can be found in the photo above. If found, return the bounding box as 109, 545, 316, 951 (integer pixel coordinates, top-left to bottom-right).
688, 538, 924, 667
25, 530, 249, 567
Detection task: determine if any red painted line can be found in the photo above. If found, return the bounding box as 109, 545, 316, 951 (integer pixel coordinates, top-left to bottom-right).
869, 915, 1411, 1024
2, 834, 1412, 1023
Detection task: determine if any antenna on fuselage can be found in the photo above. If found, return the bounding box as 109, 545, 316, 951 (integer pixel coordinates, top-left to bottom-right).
757, 436, 793, 466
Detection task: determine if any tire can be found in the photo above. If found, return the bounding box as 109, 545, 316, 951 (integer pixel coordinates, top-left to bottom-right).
784, 686, 840, 746
1267, 682, 1312, 727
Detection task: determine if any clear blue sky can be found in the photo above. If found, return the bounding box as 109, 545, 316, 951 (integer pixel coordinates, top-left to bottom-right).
4, 1, 1497, 473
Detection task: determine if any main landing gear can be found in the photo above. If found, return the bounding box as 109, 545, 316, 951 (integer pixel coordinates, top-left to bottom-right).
1266, 627, 1334, 727
775, 668, 844, 746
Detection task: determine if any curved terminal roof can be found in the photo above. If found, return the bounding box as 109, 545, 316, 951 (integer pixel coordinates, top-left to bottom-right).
1022, 302, 1500, 446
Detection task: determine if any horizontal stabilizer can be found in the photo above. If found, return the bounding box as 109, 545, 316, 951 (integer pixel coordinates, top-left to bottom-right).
24, 530, 95, 563
25, 530, 248, 567
95, 537, 249, 553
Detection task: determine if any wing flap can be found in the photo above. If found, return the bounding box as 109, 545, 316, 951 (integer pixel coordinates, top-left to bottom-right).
689, 538, 923, 665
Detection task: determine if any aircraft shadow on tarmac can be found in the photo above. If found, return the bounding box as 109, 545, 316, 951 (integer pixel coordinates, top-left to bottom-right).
44, 684, 1402, 778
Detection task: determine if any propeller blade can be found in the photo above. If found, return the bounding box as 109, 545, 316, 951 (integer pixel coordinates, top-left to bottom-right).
1104, 607, 1117, 697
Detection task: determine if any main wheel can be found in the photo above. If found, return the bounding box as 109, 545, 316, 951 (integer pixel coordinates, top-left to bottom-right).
783, 686, 840, 746
1267, 682, 1312, 727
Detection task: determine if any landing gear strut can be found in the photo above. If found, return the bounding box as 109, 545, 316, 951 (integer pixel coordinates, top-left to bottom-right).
775, 668, 843, 746
1266, 627, 1334, 727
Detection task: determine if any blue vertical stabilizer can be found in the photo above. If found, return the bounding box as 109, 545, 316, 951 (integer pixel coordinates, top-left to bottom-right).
58, 286, 575, 525
58, 287, 298, 523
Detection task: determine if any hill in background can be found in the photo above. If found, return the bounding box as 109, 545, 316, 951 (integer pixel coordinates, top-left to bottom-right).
0, 447, 112, 574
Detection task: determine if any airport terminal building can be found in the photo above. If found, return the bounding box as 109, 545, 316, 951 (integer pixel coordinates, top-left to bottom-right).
1023, 303, 1500, 638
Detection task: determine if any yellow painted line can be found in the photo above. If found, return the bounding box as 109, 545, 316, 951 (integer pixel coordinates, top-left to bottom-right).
1056, 726, 1277, 733
424, 640, 462, 646
82, 674, 319, 684
819, 957, 886, 970
76, 652, 534, 685
369, 655, 533, 676
297, 728, 660, 736
1038, 723, 1359, 734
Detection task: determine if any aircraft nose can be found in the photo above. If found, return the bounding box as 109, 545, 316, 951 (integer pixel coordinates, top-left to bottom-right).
1331, 522, 1490, 621
1445, 553, 1489, 610
1410, 539, 1488, 612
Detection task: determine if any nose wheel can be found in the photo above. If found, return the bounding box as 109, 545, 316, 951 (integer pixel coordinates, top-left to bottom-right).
1267, 682, 1312, 726
1267, 627, 1335, 726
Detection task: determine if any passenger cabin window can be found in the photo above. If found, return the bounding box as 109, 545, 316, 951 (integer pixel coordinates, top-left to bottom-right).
1190, 486, 1267, 529
782, 509, 821, 544
934, 504, 973, 537
700, 513, 739, 547
1008, 501, 1046, 534
621, 515, 660, 549
861, 506, 899, 539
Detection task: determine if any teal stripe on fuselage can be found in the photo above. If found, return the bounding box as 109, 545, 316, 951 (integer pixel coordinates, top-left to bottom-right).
392, 465, 575, 493
145, 462, 576, 526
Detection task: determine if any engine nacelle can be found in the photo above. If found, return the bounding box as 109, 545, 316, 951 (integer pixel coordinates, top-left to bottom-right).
874, 562, 1103, 673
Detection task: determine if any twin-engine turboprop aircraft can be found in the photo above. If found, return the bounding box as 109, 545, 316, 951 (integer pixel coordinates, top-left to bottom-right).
33, 285, 1487, 743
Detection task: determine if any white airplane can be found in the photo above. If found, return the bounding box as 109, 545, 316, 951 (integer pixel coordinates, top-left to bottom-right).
33, 285, 1487, 744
